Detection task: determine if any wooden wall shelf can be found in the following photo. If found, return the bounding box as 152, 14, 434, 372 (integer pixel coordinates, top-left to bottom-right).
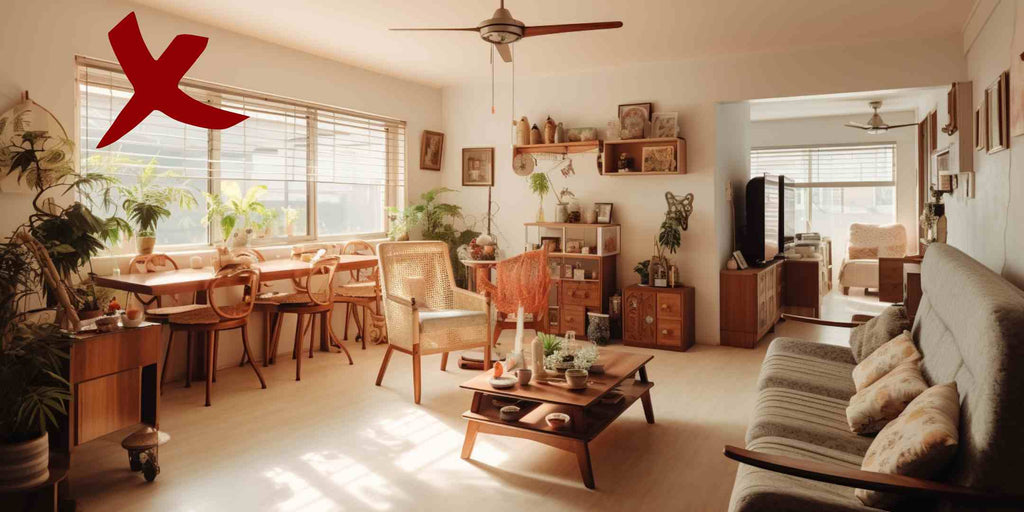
601, 137, 686, 175
513, 141, 601, 157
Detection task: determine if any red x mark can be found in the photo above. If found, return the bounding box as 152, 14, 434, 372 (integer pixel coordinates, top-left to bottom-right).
97, 12, 248, 148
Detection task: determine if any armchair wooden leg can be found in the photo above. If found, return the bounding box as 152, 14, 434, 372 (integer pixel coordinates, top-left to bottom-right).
376, 345, 394, 386
412, 346, 422, 404
159, 329, 174, 395
240, 324, 266, 389
205, 331, 215, 407
440, 352, 449, 371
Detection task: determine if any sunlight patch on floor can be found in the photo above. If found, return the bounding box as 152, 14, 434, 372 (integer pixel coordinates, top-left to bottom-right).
264, 466, 341, 512
302, 451, 396, 511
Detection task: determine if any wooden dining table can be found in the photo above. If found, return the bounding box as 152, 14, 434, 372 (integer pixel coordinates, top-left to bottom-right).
93, 255, 379, 376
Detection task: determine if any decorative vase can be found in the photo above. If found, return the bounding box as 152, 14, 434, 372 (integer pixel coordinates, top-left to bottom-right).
136, 236, 156, 255
530, 124, 542, 144
0, 432, 49, 491
555, 204, 568, 223
536, 202, 545, 222
586, 312, 611, 345
516, 116, 530, 146
584, 207, 598, 224
543, 117, 556, 144
554, 122, 566, 143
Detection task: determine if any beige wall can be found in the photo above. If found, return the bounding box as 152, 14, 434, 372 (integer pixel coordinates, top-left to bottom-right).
440, 36, 965, 345
750, 111, 921, 260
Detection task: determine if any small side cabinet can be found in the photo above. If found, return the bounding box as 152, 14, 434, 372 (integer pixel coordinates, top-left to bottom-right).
623, 284, 695, 351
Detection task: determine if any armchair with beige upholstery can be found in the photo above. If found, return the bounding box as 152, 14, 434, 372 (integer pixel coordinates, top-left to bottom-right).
838, 223, 906, 295
375, 241, 491, 404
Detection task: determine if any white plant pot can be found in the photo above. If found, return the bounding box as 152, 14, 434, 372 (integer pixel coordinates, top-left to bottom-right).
136, 236, 156, 255
0, 432, 49, 492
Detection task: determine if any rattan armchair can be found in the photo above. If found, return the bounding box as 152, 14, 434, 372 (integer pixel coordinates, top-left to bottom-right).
375, 241, 491, 404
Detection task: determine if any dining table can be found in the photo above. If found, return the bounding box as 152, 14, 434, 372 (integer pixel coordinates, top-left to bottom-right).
93, 254, 379, 376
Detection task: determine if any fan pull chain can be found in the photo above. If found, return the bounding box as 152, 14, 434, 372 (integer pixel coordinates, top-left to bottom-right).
490, 45, 495, 114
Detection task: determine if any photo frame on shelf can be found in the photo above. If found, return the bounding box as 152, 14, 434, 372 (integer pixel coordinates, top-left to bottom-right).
974, 107, 985, 151
651, 112, 678, 138
641, 145, 676, 173
618, 102, 651, 140
594, 202, 613, 224
732, 250, 749, 270
561, 264, 574, 279
420, 130, 444, 171
565, 239, 584, 254
540, 236, 561, 253
462, 147, 494, 186
986, 72, 1009, 154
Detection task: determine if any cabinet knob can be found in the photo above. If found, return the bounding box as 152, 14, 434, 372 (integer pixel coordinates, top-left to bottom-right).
645, 316, 654, 324
660, 304, 667, 309
661, 329, 669, 335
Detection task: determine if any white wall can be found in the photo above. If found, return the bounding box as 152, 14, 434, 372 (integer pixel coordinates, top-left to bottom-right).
750, 111, 921, 261
0, 0, 443, 378
441, 36, 965, 345
715, 102, 751, 272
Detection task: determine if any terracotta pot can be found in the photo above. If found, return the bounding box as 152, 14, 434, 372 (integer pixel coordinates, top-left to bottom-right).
136, 236, 156, 255
0, 432, 49, 492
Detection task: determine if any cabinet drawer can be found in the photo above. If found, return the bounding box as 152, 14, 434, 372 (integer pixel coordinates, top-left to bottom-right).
562, 281, 601, 308
656, 293, 681, 318
657, 320, 682, 347
561, 305, 587, 334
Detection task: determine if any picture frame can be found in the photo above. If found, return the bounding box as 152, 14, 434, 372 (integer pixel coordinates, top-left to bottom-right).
651, 112, 678, 138
565, 238, 584, 254
561, 264, 574, 279
641, 145, 676, 173
540, 236, 561, 253
974, 107, 985, 151
618, 102, 651, 140
594, 202, 613, 224
420, 130, 444, 171
462, 147, 494, 186
986, 72, 1009, 154
732, 250, 749, 270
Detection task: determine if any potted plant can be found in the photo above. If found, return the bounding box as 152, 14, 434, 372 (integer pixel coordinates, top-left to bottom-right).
110, 159, 197, 254
202, 182, 269, 245
528, 173, 551, 222
389, 188, 479, 287
385, 206, 414, 241
282, 207, 300, 238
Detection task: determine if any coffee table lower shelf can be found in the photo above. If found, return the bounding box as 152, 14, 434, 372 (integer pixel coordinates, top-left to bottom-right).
460, 379, 654, 489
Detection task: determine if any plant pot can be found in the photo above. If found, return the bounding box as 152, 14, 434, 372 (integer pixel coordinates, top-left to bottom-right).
0, 432, 49, 492
136, 236, 156, 255
555, 204, 568, 223
78, 308, 103, 321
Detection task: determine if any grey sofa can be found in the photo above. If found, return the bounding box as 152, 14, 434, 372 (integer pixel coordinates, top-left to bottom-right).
727, 243, 1024, 511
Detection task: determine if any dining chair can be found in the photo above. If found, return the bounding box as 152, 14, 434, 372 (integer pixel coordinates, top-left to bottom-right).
128, 253, 208, 394
332, 240, 384, 350
376, 241, 491, 404
167, 265, 266, 406
260, 255, 352, 380
230, 248, 274, 368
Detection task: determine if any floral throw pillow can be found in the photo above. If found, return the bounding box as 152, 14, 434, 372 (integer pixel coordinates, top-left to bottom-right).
852, 331, 921, 391
856, 382, 960, 508
846, 360, 928, 434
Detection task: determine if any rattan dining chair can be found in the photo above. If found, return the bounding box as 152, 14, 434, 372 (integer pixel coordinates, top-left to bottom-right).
332, 240, 383, 350
167, 265, 266, 406
261, 255, 352, 380
376, 241, 492, 404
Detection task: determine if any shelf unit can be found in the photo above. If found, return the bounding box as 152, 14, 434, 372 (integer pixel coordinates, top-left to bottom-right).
513, 140, 601, 159
524, 222, 620, 339
601, 137, 687, 175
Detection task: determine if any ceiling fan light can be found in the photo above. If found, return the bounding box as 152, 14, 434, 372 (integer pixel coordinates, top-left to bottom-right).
867, 127, 886, 135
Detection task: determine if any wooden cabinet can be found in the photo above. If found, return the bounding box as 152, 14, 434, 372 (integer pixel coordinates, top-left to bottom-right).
623, 285, 695, 351
720, 260, 783, 348
783, 259, 824, 318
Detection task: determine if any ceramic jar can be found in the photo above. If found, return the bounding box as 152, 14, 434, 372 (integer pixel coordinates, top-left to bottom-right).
530, 124, 542, 144
554, 122, 566, 143
516, 117, 530, 146
543, 117, 556, 144
586, 312, 611, 345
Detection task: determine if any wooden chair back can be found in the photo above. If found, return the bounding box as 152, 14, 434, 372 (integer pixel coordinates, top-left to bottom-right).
207, 266, 261, 320
342, 240, 377, 282
300, 255, 340, 306
127, 253, 184, 309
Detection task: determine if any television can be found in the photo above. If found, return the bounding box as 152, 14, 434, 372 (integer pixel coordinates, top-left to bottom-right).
742, 174, 794, 265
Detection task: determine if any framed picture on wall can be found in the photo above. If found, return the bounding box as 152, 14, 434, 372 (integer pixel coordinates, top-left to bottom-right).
974, 107, 985, 151
462, 147, 494, 186
986, 71, 1009, 154
420, 130, 444, 171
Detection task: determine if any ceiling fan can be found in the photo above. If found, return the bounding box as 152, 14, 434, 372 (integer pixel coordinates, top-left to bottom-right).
390, 0, 623, 63
845, 101, 915, 134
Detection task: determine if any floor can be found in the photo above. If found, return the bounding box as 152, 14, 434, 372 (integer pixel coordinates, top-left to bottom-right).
67, 290, 884, 512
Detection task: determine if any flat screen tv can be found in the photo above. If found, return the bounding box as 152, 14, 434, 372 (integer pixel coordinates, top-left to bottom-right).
743, 174, 794, 265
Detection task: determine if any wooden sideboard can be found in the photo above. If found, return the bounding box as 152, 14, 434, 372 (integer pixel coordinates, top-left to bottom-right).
720, 260, 784, 349
783, 259, 826, 318
622, 285, 695, 351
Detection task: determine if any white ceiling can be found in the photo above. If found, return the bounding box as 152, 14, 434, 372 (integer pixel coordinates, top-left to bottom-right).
749, 86, 950, 121
133, 0, 974, 88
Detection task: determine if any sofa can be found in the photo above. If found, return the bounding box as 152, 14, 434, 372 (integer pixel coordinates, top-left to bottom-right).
727, 243, 1024, 511
838, 223, 906, 295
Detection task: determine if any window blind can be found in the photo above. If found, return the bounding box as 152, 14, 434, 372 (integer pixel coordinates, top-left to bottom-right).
750, 143, 895, 187
76, 56, 405, 243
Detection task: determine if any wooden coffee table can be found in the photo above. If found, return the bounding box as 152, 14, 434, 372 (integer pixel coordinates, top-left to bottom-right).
459, 350, 654, 489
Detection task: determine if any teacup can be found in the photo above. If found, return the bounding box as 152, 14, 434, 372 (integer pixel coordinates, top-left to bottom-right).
565, 368, 588, 389
515, 368, 532, 386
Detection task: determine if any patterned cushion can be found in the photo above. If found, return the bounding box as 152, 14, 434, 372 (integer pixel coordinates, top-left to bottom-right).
847, 223, 906, 258
856, 382, 960, 508
847, 246, 878, 260
851, 331, 921, 391
846, 361, 928, 434
848, 306, 911, 363
168, 305, 248, 325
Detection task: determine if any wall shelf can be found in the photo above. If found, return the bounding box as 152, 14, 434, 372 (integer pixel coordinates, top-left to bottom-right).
513, 140, 601, 158
601, 137, 687, 175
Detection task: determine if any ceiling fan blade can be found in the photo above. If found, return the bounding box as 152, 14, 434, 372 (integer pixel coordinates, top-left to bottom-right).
845, 122, 872, 129
884, 123, 916, 129
495, 43, 513, 63
522, 21, 623, 38
389, 27, 479, 32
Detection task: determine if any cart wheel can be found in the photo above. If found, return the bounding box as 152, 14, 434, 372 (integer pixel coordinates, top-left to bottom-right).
142, 452, 160, 482
128, 450, 142, 472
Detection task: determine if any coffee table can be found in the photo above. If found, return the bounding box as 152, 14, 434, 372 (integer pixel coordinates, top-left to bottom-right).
459, 350, 654, 489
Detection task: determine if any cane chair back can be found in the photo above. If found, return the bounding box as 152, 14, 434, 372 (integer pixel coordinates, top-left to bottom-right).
342, 240, 377, 282
127, 253, 186, 309
289, 243, 338, 293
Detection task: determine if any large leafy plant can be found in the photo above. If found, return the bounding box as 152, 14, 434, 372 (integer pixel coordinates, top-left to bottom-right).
0, 322, 74, 442
388, 187, 479, 287
111, 158, 197, 237
202, 182, 269, 242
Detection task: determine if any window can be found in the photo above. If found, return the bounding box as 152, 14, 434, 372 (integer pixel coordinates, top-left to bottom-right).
77, 57, 405, 249
751, 143, 897, 274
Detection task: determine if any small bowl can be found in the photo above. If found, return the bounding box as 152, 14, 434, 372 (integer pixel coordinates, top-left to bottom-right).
499, 406, 521, 422
545, 412, 571, 429
489, 376, 517, 389
121, 313, 144, 328
565, 369, 588, 390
